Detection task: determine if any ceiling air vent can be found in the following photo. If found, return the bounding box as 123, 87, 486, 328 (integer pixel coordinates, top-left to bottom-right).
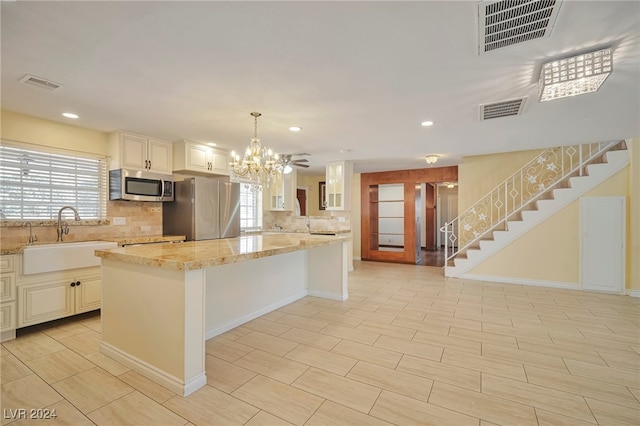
479, 97, 527, 120
19, 74, 62, 91
478, 0, 563, 54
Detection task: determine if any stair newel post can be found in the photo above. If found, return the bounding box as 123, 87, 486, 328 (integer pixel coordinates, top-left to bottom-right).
579, 145, 583, 176
504, 180, 509, 231
443, 222, 449, 265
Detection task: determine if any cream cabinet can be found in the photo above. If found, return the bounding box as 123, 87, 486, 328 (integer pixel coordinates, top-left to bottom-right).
173, 140, 229, 176
17, 266, 102, 328
325, 161, 353, 211
109, 131, 173, 174
0, 255, 17, 342
266, 170, 296, 211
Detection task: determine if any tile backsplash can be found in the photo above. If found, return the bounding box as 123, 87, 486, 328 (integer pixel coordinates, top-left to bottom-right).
0, 201, 163, 248
263, 210, 351, 233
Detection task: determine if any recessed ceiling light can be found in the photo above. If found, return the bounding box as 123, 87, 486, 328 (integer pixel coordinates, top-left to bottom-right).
206, 142, 217, 147
289, 126, 302, 132
62, 112, 79, 119
339, 149, 353, 153
421, 120, 434, 127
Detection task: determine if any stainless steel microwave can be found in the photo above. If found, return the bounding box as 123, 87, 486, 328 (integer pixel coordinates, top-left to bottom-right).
109, 169, 174, 202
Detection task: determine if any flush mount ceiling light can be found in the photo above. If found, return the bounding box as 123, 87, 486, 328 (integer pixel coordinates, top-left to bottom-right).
539, 48, 612, 102
229, 112, 282, 187
206, 142, 217, 147
421, 120, 434, 127
425, 155, 439, 165
62, 112, 78, 119
288, 126, 302, 132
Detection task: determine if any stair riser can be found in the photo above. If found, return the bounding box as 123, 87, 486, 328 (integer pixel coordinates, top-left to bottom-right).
446, 147, 629, 278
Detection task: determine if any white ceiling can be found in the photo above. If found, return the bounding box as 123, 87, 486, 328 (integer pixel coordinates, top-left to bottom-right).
1, 1, 639, 174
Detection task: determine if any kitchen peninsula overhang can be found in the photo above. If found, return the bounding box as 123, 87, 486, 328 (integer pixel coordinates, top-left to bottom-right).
95, 232, 350, 270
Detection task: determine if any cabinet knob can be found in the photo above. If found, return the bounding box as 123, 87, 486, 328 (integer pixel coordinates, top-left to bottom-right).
70, 281, 76, 287
76, 281, 81, 286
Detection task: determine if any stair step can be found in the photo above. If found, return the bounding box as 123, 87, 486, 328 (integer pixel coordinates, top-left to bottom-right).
444, 143, 629, 278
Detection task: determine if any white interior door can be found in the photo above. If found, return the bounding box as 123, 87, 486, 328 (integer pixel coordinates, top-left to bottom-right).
580, 197, 625, 293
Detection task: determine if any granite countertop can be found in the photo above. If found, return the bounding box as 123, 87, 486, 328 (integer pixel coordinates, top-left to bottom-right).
107, 235, 185, 246
0, 235, 185, 255
95, 232, 350, 271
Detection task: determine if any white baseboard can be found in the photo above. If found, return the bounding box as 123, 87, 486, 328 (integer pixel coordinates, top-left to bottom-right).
0, 329, 16, 343
353, 256, 362, 261
461, 274, 579, 290
100, 341, 206, 397
628, 290, 640, 298
307, 290, 348, 301
205, 290, 308, 340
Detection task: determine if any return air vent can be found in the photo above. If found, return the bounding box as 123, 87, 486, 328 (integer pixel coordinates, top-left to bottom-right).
479, 97, 527, 120
478, 0, 563, 54
19, 74, 62, 91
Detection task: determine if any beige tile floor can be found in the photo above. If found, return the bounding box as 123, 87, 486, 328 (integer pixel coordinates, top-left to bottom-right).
2, 261, 639, 425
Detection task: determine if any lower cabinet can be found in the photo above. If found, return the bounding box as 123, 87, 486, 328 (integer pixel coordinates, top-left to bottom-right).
17, 268, 101, 328
0, 254, 17, 341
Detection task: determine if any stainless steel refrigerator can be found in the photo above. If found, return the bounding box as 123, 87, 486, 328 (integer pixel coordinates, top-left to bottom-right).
163, 176, 240, 240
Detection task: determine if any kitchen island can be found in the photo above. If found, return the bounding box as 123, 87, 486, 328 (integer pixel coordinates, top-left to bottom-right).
95, 232, 350, 397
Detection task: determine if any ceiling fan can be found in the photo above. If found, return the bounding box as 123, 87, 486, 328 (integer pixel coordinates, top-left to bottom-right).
280, 153, 310, 173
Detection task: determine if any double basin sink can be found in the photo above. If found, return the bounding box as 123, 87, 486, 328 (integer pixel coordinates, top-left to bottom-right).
22, 240, 117, 275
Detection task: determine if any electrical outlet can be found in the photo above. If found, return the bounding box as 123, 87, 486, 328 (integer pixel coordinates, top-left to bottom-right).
112, 217, 126, 225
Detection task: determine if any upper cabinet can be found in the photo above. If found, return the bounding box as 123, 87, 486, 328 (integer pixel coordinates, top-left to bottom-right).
109, 131, 173, 174
325, 161, 353, 211
265, 170, 296, 211
173, 140, 229, 176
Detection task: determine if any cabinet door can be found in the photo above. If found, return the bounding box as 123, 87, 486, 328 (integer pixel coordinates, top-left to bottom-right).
0, 272, 16, 302
184, 143, 211, 173
18, 280, 74, 327
120, 133, 148, 170
147, 138, 173, 174
269, 173, 285, 210
74, 274, 101, 313
0, 302, 16, 332
211, 150, 230, 175
326, 162, 343, 209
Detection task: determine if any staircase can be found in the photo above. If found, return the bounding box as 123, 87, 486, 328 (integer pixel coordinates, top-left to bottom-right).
443, 140, 630, 278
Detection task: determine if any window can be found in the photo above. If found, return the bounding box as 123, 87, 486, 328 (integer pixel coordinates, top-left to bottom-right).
239, 183, 262, 231
0, 142, 107, 220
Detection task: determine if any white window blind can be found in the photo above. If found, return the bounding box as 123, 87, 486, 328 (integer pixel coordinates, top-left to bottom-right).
0, 142, 107, 220
239, 183, 262, 231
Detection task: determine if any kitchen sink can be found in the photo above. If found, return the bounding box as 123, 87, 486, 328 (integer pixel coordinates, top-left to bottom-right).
22, 240, 117, 275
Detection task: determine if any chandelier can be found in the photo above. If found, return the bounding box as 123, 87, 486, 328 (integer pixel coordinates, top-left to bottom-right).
425, 155, 438, 165
229, 112, 282, 187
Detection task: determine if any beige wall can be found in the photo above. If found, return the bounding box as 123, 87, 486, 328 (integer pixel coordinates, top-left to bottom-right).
1, 109, 109, 156
458, 148, 544, 212
463, 139, 637, 292
296, 174, 330, 217
0, 110, 162, 248
469, 168, 629, 285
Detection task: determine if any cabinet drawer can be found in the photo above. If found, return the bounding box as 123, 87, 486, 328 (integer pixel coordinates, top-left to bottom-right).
0, 301, 17, 331
0, 272, 16, 302
0, 255, 15, 273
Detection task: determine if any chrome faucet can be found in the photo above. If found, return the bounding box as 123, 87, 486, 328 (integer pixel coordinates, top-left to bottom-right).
22, 221, 37, 244
57, 206, 81, 242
